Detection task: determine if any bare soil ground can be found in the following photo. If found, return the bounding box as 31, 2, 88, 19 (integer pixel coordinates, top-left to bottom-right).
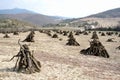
0, 31, 120, 80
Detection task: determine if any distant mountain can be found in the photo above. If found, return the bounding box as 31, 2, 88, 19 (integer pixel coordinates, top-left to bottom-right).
88, 8, 120, 18
0, 8, 36, 14
0, 8, 64, 26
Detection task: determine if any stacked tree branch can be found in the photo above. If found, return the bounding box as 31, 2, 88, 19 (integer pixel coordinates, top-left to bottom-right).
106, 38, 116, 42
23, 31, 35, 42
66, 32, 80, 46
13, 31, 19, 35
91, 31, 99, 39
68, 32, 74, 38
83, 31, 88, 35
116, 46, 120, 50
63, 31, 68, 36
3, 33, 10, 38
10, 40, 41, 74
80, 32, 109, 58
52, 34, 58, 38
101, 32, 105, 36
118, 34, 120, 37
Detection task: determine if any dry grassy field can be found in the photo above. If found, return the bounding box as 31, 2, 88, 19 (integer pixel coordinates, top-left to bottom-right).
81, 18, 120, 28
0, 30, 120, 80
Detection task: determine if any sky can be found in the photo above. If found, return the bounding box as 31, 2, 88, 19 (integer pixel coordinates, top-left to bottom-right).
0, 0, 120, 18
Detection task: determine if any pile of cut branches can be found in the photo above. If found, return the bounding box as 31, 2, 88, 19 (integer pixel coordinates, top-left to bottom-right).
10, 40, 41, 74
3, 33, 10, 38
23, 31, 35, 42
80, 39, 109, 58
66, 32, 80, 46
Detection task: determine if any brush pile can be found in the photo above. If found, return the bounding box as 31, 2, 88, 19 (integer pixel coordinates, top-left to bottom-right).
116, 46, 120, 50
83, 31, 88, 35
23, 31, 35, 42
13, 32, 19, 35
118, 34, 120, 37
80, 32, 109, 58
52, 34, 58, 38
101, 32, 105, 36
66, 32, 80, 46
63, 31, 68, 36
91, 31, 99, 39
10, 40, 41, 74
3, 33, 10, 38
106, 38, 115, 42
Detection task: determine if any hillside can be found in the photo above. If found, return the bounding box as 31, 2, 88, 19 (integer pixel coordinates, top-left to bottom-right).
88, 8, 120, 18
0, 8, 63, 26
0, 18, 38, 32
60, 8, 120, 28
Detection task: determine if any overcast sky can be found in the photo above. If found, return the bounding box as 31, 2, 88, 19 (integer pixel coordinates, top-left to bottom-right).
0, 0, 120, 18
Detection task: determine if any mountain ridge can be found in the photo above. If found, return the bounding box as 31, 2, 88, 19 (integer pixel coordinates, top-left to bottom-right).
87, 7, 120, 18
60, 7, 120, 28
0, 8, 37, 14
0, 8, 65, 26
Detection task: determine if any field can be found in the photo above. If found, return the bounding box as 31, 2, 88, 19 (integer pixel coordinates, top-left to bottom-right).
0, 30, 120, 80
81, 18, 120, 28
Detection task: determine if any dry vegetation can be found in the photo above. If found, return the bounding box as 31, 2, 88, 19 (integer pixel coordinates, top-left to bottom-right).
81, 18, 120, 28
0, 30, 120, 80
